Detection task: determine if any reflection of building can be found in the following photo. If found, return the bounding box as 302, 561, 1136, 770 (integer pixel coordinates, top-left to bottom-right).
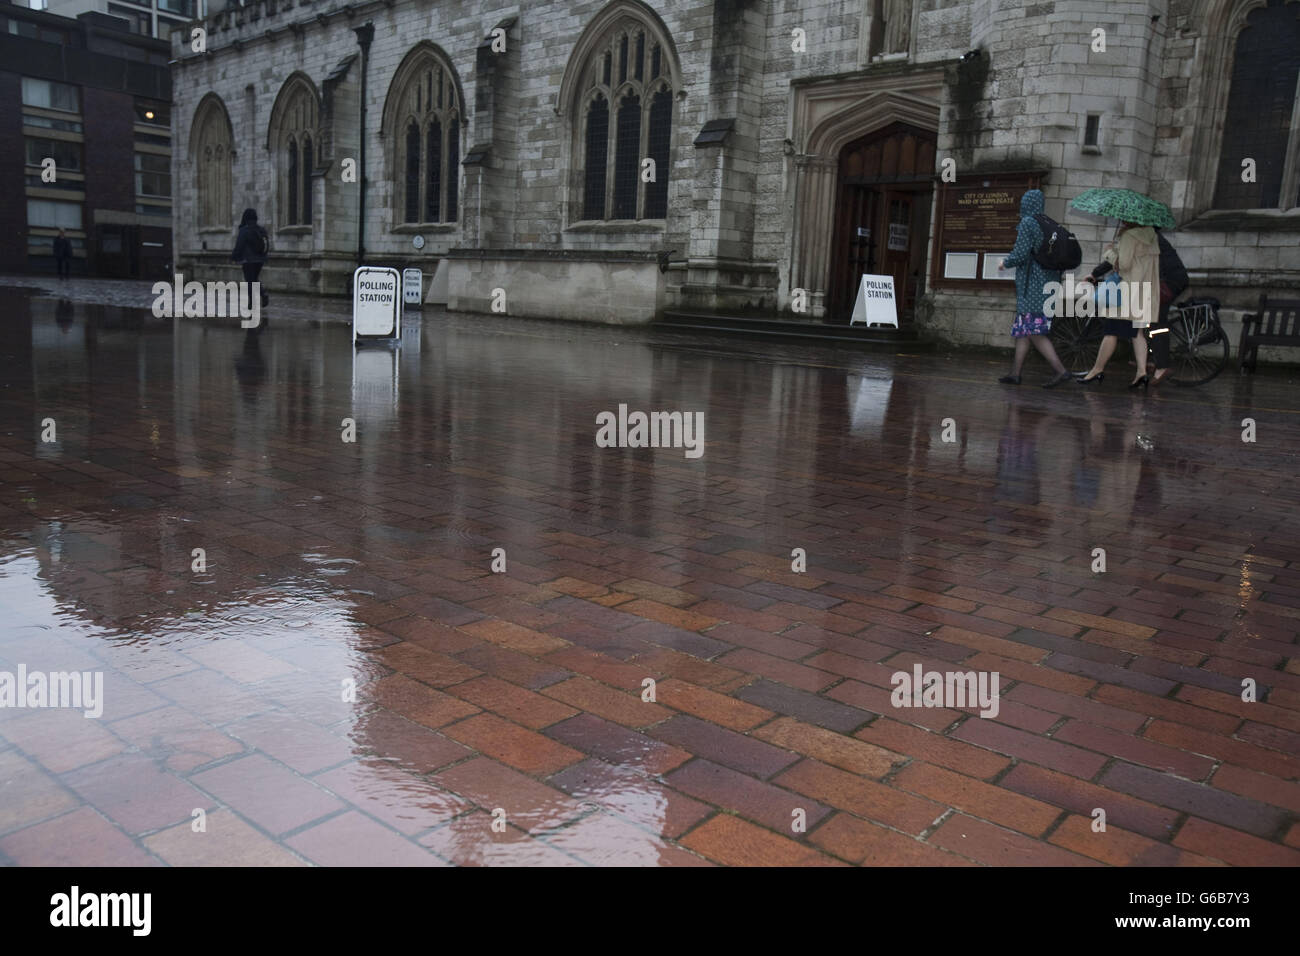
171, 0, 1299, 353
0, 1, 173, 278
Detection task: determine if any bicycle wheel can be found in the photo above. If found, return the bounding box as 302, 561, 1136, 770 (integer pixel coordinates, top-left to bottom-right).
1167, 310, 1230, 386
1050, 315, 1102, 373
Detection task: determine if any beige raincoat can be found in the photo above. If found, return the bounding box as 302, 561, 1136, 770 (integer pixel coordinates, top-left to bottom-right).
1101, 225, 1159, 328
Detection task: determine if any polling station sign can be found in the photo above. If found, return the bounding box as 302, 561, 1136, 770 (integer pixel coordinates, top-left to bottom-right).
353, 267, 401, 341
849, 274, 898, 328
403, 268, 423, 307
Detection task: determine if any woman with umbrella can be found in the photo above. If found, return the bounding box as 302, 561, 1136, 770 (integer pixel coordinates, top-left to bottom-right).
1071, 188, 1173, 389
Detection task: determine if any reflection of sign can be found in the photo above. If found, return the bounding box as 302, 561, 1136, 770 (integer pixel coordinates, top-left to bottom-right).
352, 347, 398, 423
856, 227, 871, 238
888, 223, 909, 251
353, 267, 400, 341
403, 268, 423, 306
849, 274, 898, 328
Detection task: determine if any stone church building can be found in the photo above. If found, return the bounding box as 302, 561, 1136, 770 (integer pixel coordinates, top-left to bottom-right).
171, 0, 1300, 344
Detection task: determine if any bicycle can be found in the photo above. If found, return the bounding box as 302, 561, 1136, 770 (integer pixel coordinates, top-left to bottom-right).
1049, 296, 1230, 386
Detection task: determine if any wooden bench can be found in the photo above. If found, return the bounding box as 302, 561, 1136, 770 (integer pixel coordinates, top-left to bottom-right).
1239, 294, 1300, 372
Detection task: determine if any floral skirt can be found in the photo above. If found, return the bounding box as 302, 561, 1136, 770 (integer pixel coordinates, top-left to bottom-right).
1011, 312, 1051, 337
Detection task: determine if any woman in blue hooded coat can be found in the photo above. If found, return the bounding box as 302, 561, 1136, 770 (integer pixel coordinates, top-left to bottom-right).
999, 190, 1072, 388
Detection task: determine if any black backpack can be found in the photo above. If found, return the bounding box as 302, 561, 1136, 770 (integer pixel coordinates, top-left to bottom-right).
255, 225, 270, 258
1031, 214, 1083, 271
1156, 230, 1189, 298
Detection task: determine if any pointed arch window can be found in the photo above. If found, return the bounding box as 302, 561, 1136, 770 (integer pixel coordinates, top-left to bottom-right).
270, 78, 319, 228
390, 55, 462, 225
573, 17, 675, 221
1214, 0, 1300, 210
193, 97, 232, 229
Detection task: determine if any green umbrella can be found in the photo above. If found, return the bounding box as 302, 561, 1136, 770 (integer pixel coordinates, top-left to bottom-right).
1069, 188, 1176, 229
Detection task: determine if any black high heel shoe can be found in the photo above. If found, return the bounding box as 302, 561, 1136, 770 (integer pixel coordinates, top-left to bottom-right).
1128, 375, 1149, 390
1077, 372, 1104, 385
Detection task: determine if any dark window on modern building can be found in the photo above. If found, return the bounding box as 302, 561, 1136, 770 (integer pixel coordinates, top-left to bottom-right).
26, 138, 83, 172
21, 77, 80, 113
1214, 0, 1300, 210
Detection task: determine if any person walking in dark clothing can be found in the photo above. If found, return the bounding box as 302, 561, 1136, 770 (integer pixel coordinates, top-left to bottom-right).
231, 208, 270, 309
53, 229, 72, 279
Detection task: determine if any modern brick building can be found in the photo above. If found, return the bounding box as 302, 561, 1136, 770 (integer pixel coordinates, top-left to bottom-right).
0, 0, 173, 278
41, 0, 207, 42
170, 0, 1300, 345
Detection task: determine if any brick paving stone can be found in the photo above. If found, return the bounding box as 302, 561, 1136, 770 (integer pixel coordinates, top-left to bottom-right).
893, 762, 1062, 837
432, 758, 585, 832
441, 713, 584, 775
1100, 763, 1289, 838
544, 714, 692, 776
418, 811, 584, 866
448, 675, 579, 730
664, 759, 832, 833
650, 716, 799, 779
774, 759, 946, 835
928, 814, 1101, 866
548, 758, 713, 838
541, 676, 670, 729
1048, 815, 1221, 867
809, 813, 978, 866
1173, 817, 1300, 867
953, 719, 1109, 779
679, 814, 846, 866
735, 678, 873, 733
999, 763, 1181, 840
655, 677, 774, 731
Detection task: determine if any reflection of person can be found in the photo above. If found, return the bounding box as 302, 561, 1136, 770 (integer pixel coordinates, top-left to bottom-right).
231, 207, 270, 311
53, 229, 72, 279
234, 326, 266, 404
999, 190, 1072, 388
56, 298, 74, 332
1076, 220, 1159, 388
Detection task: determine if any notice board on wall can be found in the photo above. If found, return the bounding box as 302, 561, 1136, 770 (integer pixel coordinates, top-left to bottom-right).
930, 172, 1045, 289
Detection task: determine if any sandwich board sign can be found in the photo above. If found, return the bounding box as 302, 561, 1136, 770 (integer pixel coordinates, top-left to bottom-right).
353, 266, 400, 342
402, 268, 423, 308
849, 274, 898, 329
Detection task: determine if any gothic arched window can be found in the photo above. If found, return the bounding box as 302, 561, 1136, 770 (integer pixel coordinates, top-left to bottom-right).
571, 14, 675, 221
1214, 0, 1300, 209
385, 47, 462, 225
192, 95, 232, 230
269, 76, 319, 227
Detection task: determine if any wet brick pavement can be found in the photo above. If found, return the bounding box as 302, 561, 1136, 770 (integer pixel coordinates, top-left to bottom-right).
1, 278, 1298, 866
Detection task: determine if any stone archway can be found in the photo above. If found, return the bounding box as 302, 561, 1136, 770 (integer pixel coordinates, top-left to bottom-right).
789, 69, 943, 317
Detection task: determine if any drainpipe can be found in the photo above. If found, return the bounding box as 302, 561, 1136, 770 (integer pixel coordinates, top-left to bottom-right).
354, 22, 374, 267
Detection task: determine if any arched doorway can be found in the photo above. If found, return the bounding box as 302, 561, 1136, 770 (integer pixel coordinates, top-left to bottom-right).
827, 123, 935, 320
